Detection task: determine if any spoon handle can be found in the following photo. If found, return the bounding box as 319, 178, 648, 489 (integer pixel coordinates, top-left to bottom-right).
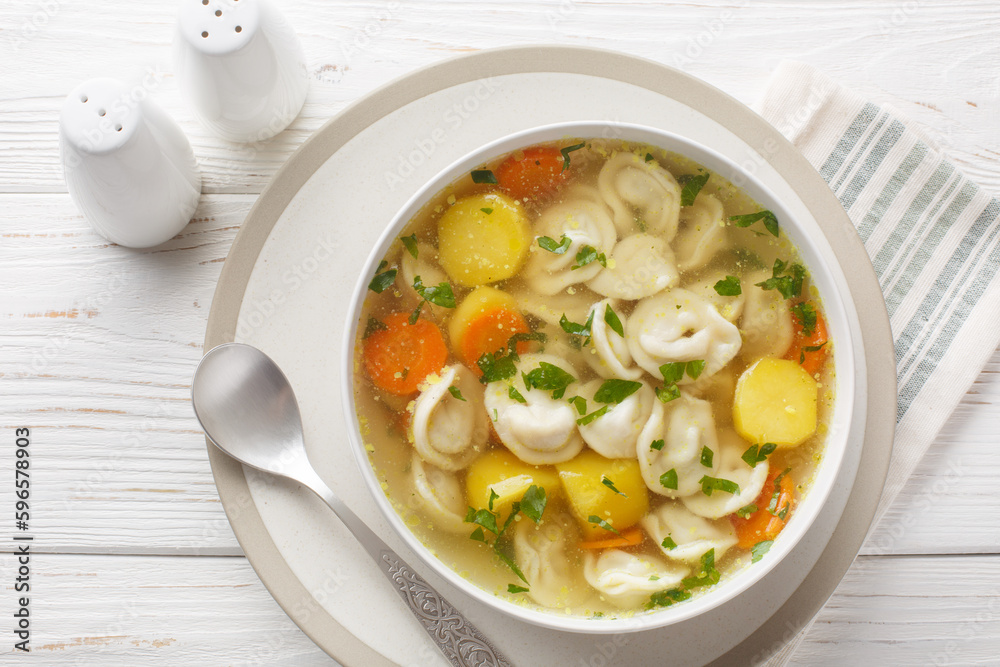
309, 476, 514, 667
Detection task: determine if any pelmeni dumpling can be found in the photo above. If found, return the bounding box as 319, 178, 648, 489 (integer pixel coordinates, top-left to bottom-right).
583, 549, 688, 609
683, 430, 769, 519
409, 452, 468, 534
598, 152, 682, 239
740, 271, 794, 359
522, 199, 617, 296
514, 512, 589, 609
636, 392, 720, 497
587, 233, 679, 300
684, 272, 745, 323
575, 378, 655, 459
510, 283, 597, 328
642, 501, 738, 564
483, 353, 584, 465
626, 288, 742, 382
410, 365, 487, 471
397, 242, 450, 319
674, 194, 727, 272
583, 299, 642, 380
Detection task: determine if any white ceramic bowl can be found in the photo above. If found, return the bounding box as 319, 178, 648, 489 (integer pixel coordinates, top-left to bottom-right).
341, 121, 858, 634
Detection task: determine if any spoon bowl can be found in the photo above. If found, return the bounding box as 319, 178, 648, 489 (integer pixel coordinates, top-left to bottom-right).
191, 343, 511, 667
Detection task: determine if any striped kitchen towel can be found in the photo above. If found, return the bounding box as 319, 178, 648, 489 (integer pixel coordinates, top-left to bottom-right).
754, 61, 1000, 665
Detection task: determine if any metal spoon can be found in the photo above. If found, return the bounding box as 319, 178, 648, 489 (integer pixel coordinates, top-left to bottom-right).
192, 343, 512, 667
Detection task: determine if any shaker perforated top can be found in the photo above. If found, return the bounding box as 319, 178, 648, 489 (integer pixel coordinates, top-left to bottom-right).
176, 0, 261, 56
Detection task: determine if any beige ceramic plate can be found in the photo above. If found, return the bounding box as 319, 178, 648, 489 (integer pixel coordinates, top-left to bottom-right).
204, 46, 895, 666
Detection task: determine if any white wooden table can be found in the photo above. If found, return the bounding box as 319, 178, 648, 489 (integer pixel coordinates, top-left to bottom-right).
3, 1, 999, 664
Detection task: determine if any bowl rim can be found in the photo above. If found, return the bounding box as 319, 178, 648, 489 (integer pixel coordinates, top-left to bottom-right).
340, 120, 859, 633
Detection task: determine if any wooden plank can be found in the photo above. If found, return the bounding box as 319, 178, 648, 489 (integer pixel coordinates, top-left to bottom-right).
1, 1, 998, 194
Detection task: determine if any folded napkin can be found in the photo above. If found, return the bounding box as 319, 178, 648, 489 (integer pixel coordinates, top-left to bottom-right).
754, 61, 1000, 665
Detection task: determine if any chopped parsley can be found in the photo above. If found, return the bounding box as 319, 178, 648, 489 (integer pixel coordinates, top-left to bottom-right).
603, 304, 625, 337
568, 395, 587, 415
362, 317, 387, 339
523, 361, 575, 399
601, 476, 627, 498
698, 475, 740, 496
571, 245, 607, 270
650, 439, 665, 451
713, 275, 742, 297
751, 540, 774, 563
488, 489, 500, 511
655, 384, 681, 404
560, 142, 586, 171
471, 169, 498, 184
412, 275, 456, 309
399, 234, 418, 259
801, 341, 827, 364
737, 503, 758, 519
686, 359, 705, 380
659, 362, 686, 385
646, 587, 691, 609
661, 535, 677, 550
700, 446, 714, 468
507, 584, 529, 594
367, 260, 397, 293
682, 548, 720, 588
480, 207, 494, 215
476, 332, 547, 384
791, 301, 818, 336
538, 235, 572, 254
742, 443, 777, 467
660, 468, 678, 490
593, 378, 642, 404
519, 485, 547, 523
588, 515, 620, 535
447, 386, 466, 402
559, 311, 595, 341
576, 405, 609, 425
644, 152, 655, 162
464, 485, 547, 584
729, 209, 780, 238
767, 467, 793, 519
508, 385, 526, 403
755, 258, 805, 300
678, 171, 710, 207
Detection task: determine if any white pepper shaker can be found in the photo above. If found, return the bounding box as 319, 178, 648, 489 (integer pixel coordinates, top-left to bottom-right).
59, 78, 202, 248
173, 0, 309, 143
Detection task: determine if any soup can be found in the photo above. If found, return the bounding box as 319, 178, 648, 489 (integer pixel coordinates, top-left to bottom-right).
352, 139, 834, 618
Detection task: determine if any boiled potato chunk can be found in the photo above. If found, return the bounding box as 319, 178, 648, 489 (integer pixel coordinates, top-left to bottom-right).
733, 357, 817, 448
556, 450, 649, 540
438, 193, 531, 287
465, 449, 560, 518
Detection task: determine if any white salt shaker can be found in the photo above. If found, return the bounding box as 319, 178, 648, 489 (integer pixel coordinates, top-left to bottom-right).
173, 0, 309, 143
59, 78, 202, 248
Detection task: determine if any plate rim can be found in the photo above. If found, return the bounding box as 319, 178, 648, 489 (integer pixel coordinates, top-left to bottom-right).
203, 45, 896, 666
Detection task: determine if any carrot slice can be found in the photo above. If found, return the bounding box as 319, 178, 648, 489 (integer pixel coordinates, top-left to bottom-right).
458, 307, 531, 368
578, 526, 644, 550
731, 468, 795, 550
362, 312, 448, 395
784, 302, 829, 376
495, 147, 571, 203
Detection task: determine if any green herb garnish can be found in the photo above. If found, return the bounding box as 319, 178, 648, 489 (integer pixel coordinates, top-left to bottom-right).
538, 235, 572, 254
488, 489, 500, 512
400, 234, 418, 259
659, 362, 686, 385
686, 360, 705, 380
650, 439, 665, 451
678, 171, 710, 207
465, 507, 499, 535
588, 515, 620, 535
751, 540, 774, 563
660, 469, 678, 490
646, 587, 691, 609
577, 405, 609, 425
655, 384, 681, 403
601, 476, 627, 498
476, 332, 546, 384
661, 535, 677, 550
568, 396, 587, 415
698, 476, 740, 496
507, 584, 529, 594
523, 362, 576, 399
362, 317, 387, 339
737, 503, 758, 519
755, 259, 805, 300
520, 485, 547, 524
560, 142, 586, 171
730, 209, 780, 238
593, 379, 643, 404
559, 311, 595, 341
741, 443, 777, 467
471, 169, 498, 184
713, 275, 742, 297
448, 386, 466, 402
412, 275, 456, 309
700, 446, 714, 468
480, 207, 494, 215
682, 549, 720, 589
571, 245, 607, 270
367, 260, 397, 293
508, 385, 526, 403
767, 467, 793, 518
644, 153, 654, 162
791, 301, 817, 336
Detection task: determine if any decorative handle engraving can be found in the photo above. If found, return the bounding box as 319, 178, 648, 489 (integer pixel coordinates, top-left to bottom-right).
379, 550, 514, 667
